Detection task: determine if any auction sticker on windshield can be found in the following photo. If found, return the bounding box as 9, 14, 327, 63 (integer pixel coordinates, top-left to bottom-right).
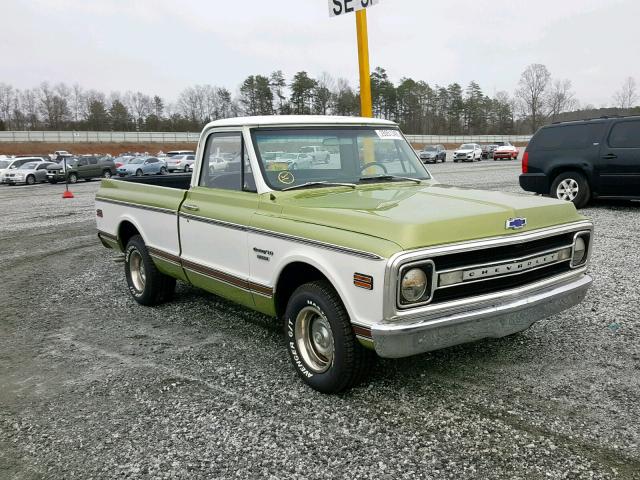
375, 129, 403, 140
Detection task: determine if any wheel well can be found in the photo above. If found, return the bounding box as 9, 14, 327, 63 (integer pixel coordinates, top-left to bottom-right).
549, 166, 589, 186
274, 262, 328, 319
118, 221, 140, 250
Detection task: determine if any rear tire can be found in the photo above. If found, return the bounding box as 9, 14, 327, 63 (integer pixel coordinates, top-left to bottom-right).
102, 169, 112, 179
284, 280, 375, 394
124, 235, 176, 306
550, 171, 591, 208
136, 169, 143, 177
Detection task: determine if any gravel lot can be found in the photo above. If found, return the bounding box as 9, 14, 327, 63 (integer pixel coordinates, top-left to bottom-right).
1, 161, 639, 479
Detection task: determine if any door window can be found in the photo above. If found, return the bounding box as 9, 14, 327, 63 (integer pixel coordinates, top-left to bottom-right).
200, 132, 255, 192
608, 121, 640, 148
88, 158, 98, 165
78, 158, 88, 166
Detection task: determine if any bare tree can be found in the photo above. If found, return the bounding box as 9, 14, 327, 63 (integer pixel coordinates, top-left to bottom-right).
0, 83, 16, 125
547, 79, 578, 122
515, 64, 551, 132
126, 91, 152, 127
69, 84, 85, 123
613, 77, 638, 109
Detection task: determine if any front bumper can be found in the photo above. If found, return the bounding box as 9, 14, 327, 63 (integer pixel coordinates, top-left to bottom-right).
371, 273, 591, 358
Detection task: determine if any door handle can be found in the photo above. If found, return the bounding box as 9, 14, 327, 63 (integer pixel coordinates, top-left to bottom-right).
183, 203, 199, 211
602, 153, 617, 160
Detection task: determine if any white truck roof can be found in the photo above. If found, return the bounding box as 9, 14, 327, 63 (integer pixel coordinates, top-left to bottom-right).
203, 115, 397, 130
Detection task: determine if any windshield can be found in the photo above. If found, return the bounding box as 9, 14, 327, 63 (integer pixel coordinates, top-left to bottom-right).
422, 146, 437, 152
19, 162, 39, 170
460, 144, 475, 150
252, 127, 430, 191
0, 160, 10, 169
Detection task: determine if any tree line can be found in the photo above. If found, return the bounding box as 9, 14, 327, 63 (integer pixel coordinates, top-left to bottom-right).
0, 65, 638, 134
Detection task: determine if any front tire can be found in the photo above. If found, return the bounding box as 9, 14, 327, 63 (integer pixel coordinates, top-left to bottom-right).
159, 166, 167, 175
550, 171, 591, 208
26, 175, 35, 185
68, 173, 78, 184
102, 169, 112, 179
125, 235, 176, 306
136, 169, 143, 177
284, 281, 375, 394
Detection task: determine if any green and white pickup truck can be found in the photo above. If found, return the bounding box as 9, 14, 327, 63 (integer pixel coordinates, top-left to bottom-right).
96, 116, 593, 393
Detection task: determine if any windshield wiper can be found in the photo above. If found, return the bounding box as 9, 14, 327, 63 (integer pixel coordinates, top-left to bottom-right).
281, 181, 357, 191
359, 175, 423, 184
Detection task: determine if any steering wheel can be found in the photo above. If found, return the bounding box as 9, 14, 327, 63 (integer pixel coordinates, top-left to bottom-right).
360, 162, 388, 174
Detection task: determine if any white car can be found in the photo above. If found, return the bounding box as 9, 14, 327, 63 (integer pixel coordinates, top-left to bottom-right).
165, 154, 195, 172
2, 160, 53, 185
0, 157, 46, 183
453, 144, 483, 162
299, 146, 330, 164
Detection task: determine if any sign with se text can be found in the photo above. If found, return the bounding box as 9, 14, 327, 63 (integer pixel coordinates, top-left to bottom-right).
329, 0, 380, 18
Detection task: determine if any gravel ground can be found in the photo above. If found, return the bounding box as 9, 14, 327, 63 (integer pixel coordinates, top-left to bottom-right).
1, 163, 639, 479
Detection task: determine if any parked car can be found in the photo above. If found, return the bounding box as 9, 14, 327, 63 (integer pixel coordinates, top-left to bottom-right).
0, 157, 46, 183
47, 156, 117, 183
299, 146, 331, 164
520, 115, 640, 208
116, 156, 167, 177
493, 142, 519, 160
166, 150, 195, 158
50, 150, 73, 162
277, 152, 314, 170
166, 154, 195, 172
481, 144, 497, 159
418, 145, 446, 163
453, 144, 482, 162
96, 115, 593, 394
113, 155, 135, 168
2, 161, 55, 185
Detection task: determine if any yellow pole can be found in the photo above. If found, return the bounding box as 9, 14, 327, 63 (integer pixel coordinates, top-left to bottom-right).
355, 9, 372, 118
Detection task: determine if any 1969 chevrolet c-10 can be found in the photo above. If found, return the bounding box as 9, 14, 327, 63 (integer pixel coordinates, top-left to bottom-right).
96, 116, 593, 393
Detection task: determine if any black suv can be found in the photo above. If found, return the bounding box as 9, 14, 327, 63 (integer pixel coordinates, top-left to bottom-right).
520, 116, 640, 208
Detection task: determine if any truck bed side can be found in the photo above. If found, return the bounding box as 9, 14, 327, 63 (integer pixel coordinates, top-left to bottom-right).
95, 177, 189, 280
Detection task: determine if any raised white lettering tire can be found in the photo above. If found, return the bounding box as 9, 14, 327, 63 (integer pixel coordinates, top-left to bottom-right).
284, 280, 374, 393
125, 235, 176, 306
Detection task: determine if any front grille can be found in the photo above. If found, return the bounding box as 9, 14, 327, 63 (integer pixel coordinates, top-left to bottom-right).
428, 232, 577, 304
432, 262, 569, 303
433, 232, 574, 271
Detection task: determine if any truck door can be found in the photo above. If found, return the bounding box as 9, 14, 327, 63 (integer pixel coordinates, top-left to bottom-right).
178, 131, 258, 308
598, 119, 640, 197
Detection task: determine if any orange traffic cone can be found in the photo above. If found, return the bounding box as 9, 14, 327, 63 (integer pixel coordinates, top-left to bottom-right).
62, 190, 74, 199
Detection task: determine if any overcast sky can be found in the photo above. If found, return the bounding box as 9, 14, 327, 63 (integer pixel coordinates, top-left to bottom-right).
2, 0, 638, 107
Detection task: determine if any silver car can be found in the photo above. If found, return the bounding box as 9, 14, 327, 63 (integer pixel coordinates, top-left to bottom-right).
165, 154, 195, 172
2, 160, 53, 185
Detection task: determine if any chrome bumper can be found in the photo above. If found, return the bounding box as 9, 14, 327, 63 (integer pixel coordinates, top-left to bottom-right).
371, 274, 592, 358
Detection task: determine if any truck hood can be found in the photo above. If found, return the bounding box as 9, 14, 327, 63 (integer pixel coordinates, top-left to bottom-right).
454, 149, 474, 154
271, 182, 584, 251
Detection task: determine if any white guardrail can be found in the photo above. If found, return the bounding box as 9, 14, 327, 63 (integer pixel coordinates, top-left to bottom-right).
0, 131, 532, 144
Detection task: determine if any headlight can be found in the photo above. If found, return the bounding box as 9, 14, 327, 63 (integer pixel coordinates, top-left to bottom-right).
571, 233, 589, 267
401, 268, 428, 302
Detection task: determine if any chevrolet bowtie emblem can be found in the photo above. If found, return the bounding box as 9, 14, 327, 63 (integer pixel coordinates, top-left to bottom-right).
506, 217, 527, 230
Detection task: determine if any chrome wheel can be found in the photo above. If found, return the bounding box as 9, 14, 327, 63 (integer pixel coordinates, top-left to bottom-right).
557, 178, 579, 201
129, 250, 146, 292
294, 306, 334, 373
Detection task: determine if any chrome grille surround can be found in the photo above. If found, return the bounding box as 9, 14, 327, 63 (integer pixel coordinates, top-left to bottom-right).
383, 221, 594, 321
